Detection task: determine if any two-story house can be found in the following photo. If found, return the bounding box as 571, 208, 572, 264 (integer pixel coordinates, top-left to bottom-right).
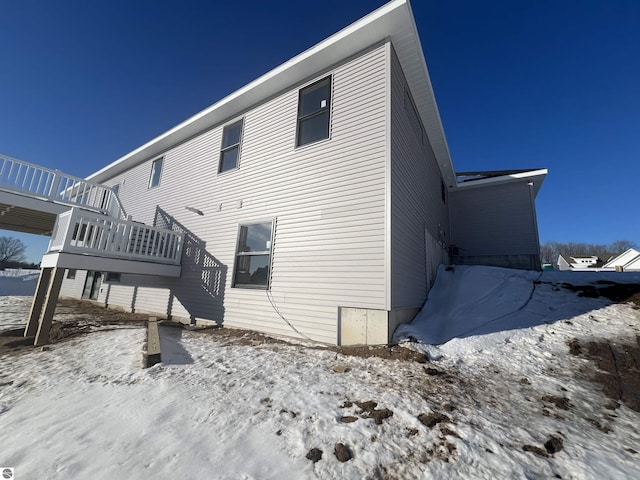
49, 0, 546, 345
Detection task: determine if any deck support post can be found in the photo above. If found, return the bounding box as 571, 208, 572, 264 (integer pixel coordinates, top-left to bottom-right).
24, 267, 53, 337
33, 267, 65, 346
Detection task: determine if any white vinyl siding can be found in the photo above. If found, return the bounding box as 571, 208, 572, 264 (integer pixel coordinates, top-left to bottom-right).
449, 182, 540, 258
60, 269, 87, 298
64, 43, 388, 344
389, 44, 450, 309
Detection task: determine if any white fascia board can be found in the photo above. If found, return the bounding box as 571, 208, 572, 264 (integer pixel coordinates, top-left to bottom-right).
41, 252, 182, 277
0, 190, 68, 215
455, 169, 548, 197
86, 0, 455, 185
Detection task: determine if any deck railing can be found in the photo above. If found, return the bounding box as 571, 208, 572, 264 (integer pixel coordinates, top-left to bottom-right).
49, 208, 183, 265
0, 153, 126, 219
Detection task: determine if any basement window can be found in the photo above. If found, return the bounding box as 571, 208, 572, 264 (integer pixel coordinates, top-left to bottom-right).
148, 157, 164, 189
296, 76, 331, 147
233, 221, 273, 289
106, 272, 121, 282
219, 119, 244, 173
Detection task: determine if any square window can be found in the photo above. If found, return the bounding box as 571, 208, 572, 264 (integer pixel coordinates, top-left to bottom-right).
106, 272, 121, 282
233, 221, 273, 289
66, 269, 76, 279
296, 76, 331, 147
219, 119, 244, 173
148, 157, 163, 189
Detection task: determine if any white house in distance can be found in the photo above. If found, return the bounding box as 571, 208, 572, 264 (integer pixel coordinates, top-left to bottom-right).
557, 254, 603, 271
30, 0, 547, 345
601, 248, 640, 272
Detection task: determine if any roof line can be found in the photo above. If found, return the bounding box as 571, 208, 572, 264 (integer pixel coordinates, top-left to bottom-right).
455, 168, 548, 196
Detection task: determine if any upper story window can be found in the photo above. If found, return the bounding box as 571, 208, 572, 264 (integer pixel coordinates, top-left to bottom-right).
233, 221, 273, 289
112, 183, 120, 196
296, 76, 331, 147
219, 119, 244, 173
148, 157, 163, 189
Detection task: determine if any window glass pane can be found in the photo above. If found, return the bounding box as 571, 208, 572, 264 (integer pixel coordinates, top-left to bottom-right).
222, 121, 243, 148
238, 223, 272, 252
298, 111, 330, 146
149, 158, 163, 188
112, 184, 120, 196
299, 79, 330, 118
219, 147, 239, 173
234, 255, 270, 287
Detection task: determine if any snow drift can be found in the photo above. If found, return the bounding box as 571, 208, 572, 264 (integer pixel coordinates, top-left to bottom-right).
0, 269, 39, 296
393, 264, 640, 351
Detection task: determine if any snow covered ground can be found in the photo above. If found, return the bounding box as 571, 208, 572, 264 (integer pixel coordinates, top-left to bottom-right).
1, 266, 639, 479
0, 269, 39, 296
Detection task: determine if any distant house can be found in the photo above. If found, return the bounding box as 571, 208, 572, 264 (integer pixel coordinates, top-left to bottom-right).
2, 0, 547, 345
557, 254, 602, 271
601, 248, 640, 272
557, 250, 640, 272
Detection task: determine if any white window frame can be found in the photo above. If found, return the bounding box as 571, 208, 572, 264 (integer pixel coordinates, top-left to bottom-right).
232, 220, 274, 290
218, 118, 244, 174
148, 157, 164, 189
296, 75, 332, 148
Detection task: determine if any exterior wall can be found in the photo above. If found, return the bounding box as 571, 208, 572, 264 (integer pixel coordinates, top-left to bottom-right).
449, 182, 541, 270
389, 45, 449, 310
59, 269, 87, 297
62, 43, 389, 344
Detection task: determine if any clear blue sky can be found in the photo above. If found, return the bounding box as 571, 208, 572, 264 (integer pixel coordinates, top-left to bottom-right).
1, 0, 639, 262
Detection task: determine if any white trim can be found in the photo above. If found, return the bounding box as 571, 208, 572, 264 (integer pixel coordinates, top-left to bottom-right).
384, 40, 392, 312
41, 252, 182, 277
455, 169, 548, 197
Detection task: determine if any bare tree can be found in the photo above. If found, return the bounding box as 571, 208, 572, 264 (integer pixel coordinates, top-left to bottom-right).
610, 239, 638, 253
0, 236, 27, 266
540, 239, 639, 267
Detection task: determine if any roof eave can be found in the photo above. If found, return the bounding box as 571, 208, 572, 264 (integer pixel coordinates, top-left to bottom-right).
86, 0, 455, 185
454, 169, 548, 197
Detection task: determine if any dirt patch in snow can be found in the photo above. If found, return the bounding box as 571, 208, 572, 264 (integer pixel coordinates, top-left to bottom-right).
174, 321, 429, 362
560, 281, 640, 305
568, 335, 640, 412
0, 298, 148, 356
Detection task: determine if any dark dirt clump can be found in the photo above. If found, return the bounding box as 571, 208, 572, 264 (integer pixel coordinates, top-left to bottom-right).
418, 412, 451, 428
354, 401, 394, 424
544, 435, 564, 454
567, 339, 582, 355
334, 443, 353, 462
542, 395, 571, 410
306, 448, 323, 463
440, 426, 461, 439
523, 435, 563, 458
523, 444, 549, 458
340, 416, 358, 423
